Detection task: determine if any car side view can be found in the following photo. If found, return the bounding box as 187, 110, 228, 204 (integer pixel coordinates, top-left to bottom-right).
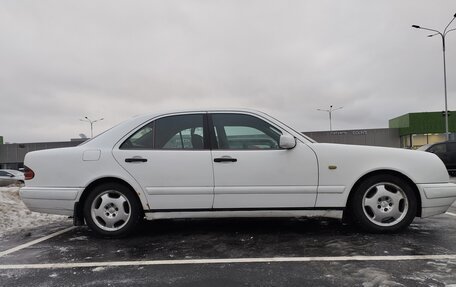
20, 109, 456, 237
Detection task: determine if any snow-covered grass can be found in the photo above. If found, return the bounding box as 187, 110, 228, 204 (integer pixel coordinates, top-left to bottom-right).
0, 185, 67, 237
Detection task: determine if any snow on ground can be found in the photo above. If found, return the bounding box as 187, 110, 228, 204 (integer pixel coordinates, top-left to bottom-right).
0, 185, 67, 237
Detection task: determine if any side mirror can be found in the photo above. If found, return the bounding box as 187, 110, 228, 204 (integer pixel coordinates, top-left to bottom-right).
279, 134, 296, 149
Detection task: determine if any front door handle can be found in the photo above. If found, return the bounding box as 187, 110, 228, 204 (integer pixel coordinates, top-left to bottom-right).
214, 157, 237, 163
125, 157, 148, 163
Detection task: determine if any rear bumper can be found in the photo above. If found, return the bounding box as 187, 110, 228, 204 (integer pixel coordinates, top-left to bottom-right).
19, 187, 83, 216
418, 183, 456, 217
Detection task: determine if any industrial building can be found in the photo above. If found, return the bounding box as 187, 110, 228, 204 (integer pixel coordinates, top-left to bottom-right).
389, 111, 455, 149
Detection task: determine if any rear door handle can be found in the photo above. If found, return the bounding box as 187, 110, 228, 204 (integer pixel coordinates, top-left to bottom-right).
214, 157, 237, 163
125, 157, 148, 163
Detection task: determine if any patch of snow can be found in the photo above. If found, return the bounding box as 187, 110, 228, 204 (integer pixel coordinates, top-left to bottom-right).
404, 260, 456, 285
354, 267, 404, 287
92, 267, 106, 272
0, 186, 67, 237
58, 247, 69, 252
68, 235, 88, 241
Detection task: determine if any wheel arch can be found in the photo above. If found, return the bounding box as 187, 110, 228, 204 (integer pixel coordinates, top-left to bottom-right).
74, 177, 145, 226
344, 169, 422, 218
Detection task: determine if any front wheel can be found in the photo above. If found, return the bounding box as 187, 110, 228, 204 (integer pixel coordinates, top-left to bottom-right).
83, 183, 143, 237
350, 174, 417, 233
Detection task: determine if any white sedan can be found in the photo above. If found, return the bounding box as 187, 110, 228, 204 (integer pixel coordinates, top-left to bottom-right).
0, 169, 25, 186
20, 109, 456, 237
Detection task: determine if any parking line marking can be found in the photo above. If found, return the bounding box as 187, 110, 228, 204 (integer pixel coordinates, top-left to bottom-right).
446, 212, 456, 217
1, 254, 456, 269
0, 226, 76, 258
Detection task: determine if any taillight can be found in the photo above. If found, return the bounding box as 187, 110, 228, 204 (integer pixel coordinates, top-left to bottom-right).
24, 166, 35, 180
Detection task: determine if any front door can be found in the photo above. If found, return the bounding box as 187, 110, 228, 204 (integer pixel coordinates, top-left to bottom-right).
113, 113, 214, 210
210, 112, 318, 209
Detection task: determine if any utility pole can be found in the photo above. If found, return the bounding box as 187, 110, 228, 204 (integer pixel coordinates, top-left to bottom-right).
412, 13, 456, 140
317, 105, 343, 132
80, 116, 104, 138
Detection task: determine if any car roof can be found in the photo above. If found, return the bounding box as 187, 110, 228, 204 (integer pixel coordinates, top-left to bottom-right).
133, 108, 268, 119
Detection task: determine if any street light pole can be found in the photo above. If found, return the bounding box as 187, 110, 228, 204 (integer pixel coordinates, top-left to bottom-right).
317, 105, 343, 132
80, 116, 104, 138
412, 13, 456, 141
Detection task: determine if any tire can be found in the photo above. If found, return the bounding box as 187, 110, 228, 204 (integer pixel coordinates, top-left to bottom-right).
83, 183, 143, 238
350, 174, 417, 233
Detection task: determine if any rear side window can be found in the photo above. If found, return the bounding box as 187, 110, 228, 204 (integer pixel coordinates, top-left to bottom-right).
120, 123, 154, 150
0, 171, 12, 177
156, 115, 205, 149
120, 114, 206, 150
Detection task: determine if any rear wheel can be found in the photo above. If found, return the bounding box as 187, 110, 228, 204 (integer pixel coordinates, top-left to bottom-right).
350, 174, 417, 233
83, 183, 142, 237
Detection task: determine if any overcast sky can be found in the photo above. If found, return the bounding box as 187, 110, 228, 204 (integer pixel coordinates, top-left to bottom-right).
1, 1, 455, 143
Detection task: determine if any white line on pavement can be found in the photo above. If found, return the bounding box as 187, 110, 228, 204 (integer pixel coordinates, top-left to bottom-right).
1, 254, 456, 269
446, 212, 456, 217
0, 226, 76, 258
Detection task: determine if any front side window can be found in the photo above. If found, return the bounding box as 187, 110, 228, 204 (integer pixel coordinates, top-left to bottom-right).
121, 114, 206, 150
212, 114, 281, 150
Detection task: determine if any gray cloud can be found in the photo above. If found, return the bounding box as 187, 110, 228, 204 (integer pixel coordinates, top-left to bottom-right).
0, 0, 455, 142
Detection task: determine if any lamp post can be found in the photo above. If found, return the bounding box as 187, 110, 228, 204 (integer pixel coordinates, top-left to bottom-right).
317, 105, 343, 132
80, 116, 104, 138
412, 13, 456, 141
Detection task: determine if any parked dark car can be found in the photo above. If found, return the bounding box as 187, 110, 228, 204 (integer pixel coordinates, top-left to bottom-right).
419, 141, 456, 175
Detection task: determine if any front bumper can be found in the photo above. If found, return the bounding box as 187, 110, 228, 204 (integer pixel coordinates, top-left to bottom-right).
418, 183, 456, 217
20, 187, 83, 216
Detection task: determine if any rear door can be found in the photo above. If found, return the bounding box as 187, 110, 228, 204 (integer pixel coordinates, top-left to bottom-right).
113, 113, 214, 210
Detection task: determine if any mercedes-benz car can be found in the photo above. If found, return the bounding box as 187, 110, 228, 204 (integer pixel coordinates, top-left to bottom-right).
20, 109, 456, 237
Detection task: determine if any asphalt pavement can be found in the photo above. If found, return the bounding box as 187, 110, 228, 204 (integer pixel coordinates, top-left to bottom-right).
0, 199, 455, 286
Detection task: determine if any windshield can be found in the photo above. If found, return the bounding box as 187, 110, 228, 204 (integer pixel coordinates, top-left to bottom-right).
261, 112, 317, 143
417, 144, 431, 151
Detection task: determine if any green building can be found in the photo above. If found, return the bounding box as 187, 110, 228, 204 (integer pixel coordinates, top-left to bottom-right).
389, 111, 455, 149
